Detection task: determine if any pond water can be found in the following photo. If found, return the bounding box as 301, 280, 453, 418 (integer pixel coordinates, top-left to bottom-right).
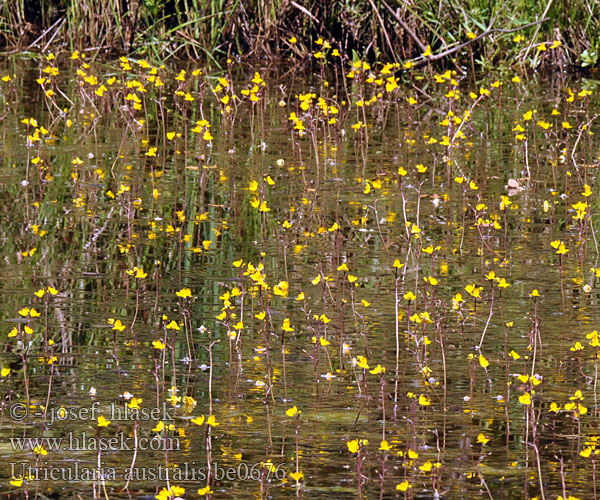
1, 57, 600, 499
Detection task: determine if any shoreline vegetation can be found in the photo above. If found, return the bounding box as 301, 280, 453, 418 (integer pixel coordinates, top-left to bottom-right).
0, 0, 598, 71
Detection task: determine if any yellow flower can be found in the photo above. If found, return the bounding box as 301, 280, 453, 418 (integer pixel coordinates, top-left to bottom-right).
319, 337, 330, 346
418, 394, 431, 406
497, 278, 510, 288
286, 406, 299, 417
98, 415, 111, 427
465, 284, 482, 298
152, 340, 166, 350
370, 364, 385, 375
130, 267, 147, 278
273, 281, 289, 296
176, 288, 192, 298
523, 109, 534, 120
419, 461, 433, 472
34, 445, 48, 455
128, 397, 142, 409
206, 415, 220, 426
347, 439, 360, 453
192, 415, 205, 426
289, 471, 304, 482
396, 480, 411, 491
198, 485, 213, 495
379, 440, 392, 451
519, 392, 532, 405
112, 319, 126, 331
477, 433, 490, 444
479, 355, 489, 368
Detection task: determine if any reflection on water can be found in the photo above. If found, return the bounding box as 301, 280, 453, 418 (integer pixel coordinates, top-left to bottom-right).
0, 58, 599, 499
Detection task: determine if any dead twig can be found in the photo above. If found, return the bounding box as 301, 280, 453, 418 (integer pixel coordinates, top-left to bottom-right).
290, 0, 319, 23
380, 0, 427, 52
366, 0, 397, 62
407, 17, 549, 69
523, 0, 554, 62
